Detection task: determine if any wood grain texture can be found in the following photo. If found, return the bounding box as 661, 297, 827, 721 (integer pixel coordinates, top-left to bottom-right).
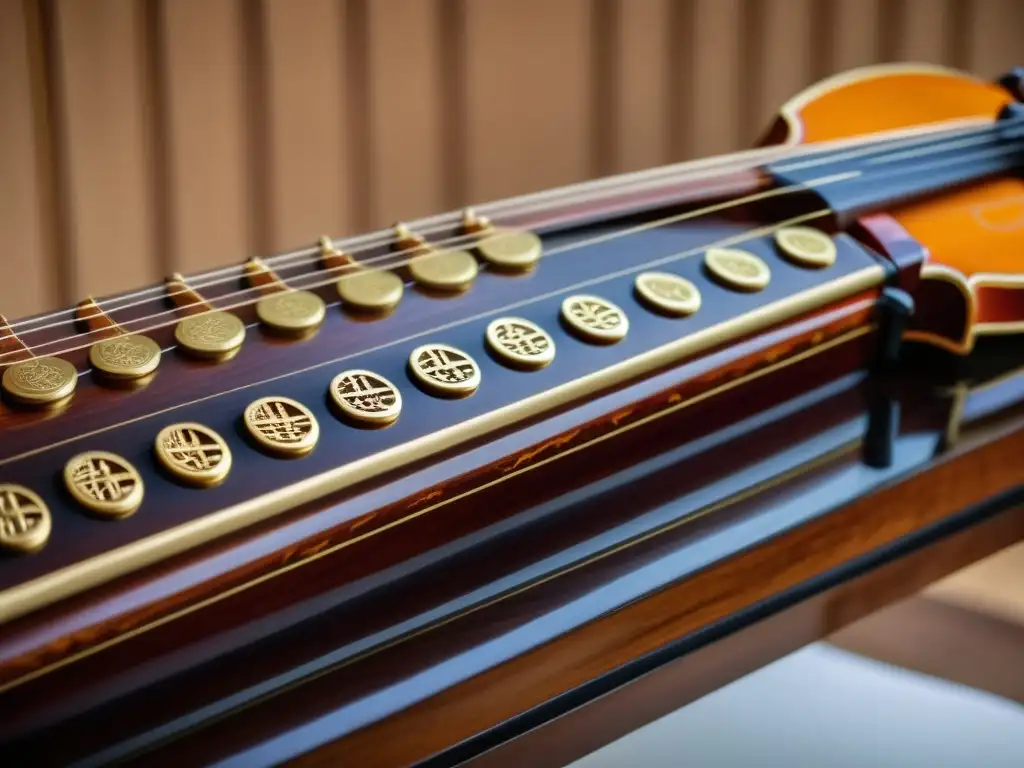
0, 0, 1020, 318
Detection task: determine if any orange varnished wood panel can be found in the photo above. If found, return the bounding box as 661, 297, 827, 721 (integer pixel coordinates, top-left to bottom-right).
786, 66, 1024, 347
261, 0, 354, 247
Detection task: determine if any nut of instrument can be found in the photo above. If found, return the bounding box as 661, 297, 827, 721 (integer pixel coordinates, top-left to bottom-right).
329, 369, 403, 426
64, 451, 145, 519
560, 295, 630, 344
1, 356, 78, 406
243, 396, 320, 457
476, 230, 543, 271
774, 227, 837, 269
409, 250, 479, 293
255, 290, 326, 335
336, 269, 404, 313
0, 484, 51, 554
703, 248, 771, 292
174, 311, 246, 360
408, 343, 481, 397
154, 422, 233, 487
485, 317, 555, 369
634, 272, 702, 317
89, 334, 162, 380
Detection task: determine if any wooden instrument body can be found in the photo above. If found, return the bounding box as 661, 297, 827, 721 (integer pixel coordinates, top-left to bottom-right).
2, 63, 1024, 765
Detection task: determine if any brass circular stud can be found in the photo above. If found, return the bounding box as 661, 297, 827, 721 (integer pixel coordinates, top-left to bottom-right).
409, 250, 478, 293
408, 343, 481, 398
64, 450, 144, 519
154, 422, 232, 487
634, 272, 702, 317
89, 334, 162, 380
174, 311, 246, 360
485, 317, 555, 369
560, 294, 629, 344
244, 396, 320, 457
256, 290, 326, 335
704, 247, 771, 292
336, 269, 404, 313
329, 369, 403, 426
2, 356, 77, 406
477, 230, 543, 272
0, 484, 52, 554
774, 226, 837, 269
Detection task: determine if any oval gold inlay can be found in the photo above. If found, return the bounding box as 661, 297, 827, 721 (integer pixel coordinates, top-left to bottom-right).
256, 290, 326, 335
634, 272, 702, 317
329, 369, 402, 427
2, 357, 77, 407
704, 248, 771, 292
477, 230, 542, 272
154, 422, 232, 487
560, 295, 629, 344
0, 484, 52, 554
336, 269, 404, 314
64, 451, 144, 520
89, 334, 161, 380
174, 311, 246, 360
485, 317, 555, 369
774, 226, 837, 269
244, 396, 320, 457
408, 343, 481, 398
409, 250, 478, 293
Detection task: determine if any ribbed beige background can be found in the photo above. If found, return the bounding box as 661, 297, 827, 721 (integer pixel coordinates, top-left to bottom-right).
1, 0, 1021, 319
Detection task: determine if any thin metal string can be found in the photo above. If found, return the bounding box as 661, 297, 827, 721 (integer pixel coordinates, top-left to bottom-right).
1, 171, 858, 362
6, 123, 1020, 361
4, 114, 991, 333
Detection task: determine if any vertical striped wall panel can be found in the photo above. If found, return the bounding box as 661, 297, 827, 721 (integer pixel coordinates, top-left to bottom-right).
1, 0, 1021, 318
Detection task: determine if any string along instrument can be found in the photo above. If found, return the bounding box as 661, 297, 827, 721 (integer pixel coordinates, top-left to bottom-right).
2, 63, 1024, 764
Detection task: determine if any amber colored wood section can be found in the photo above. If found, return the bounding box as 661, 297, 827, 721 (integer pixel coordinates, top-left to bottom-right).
464, 506, 1024, 768
49, 0, 159, 300
283, 412, 1024, 767
2, 1, 1022, 318
0, 1, 55, 319
463, 0, 593, 202
260, 0, 353, 247
160, 0, 254, 272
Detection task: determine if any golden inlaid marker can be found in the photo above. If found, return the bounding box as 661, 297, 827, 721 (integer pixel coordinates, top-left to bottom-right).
64, 451, 144, 519
336, 270, 404, 313
255, 290, 326, 336
174, 311, 246, 360
485, 317, 555, 369
408, 250, 478, 292
408, 343, 481, 397
561, 295, 629, 344
2, 357, 77, 406
244, 396, 320, 457
774, 226, 837, 268
463, 208, 543, 272
0, 484, 52, 554
89, 334, 162, 380
154, 422, 232, 487
704, 248, 771, 292
634, 272, 702, 317
329, 369, 403, 426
